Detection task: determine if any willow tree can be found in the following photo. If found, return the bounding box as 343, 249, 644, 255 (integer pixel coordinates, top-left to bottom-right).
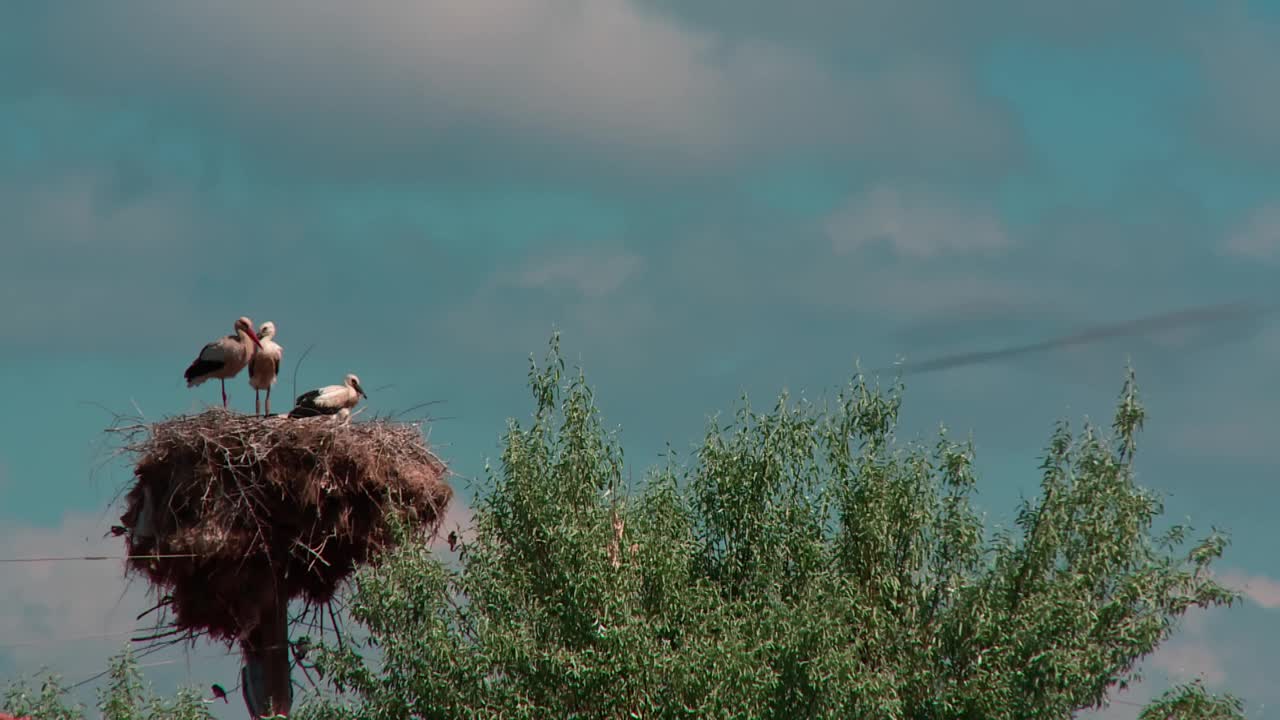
300, 335, 1243, 720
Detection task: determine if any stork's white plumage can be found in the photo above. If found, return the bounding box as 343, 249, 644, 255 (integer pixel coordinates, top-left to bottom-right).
248, 321, 284, 416
288, 373, 367, 418
184, 316, 263, 409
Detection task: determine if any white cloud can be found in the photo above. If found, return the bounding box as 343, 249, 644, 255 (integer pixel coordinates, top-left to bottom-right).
442, 247, 659, 356
13, 173, 202, 252
1150, 638, 1228, 686
21, 1, 1022, 180
0, 172, 217, 351
508, 252, 645, 298
825, 185, 1011, 259
1223, 203, 1280, 262
1191, 6, 1280, 161
31, 1, 729, 155
1167, 417, 1276, 462
1218, 570, 1280, 610
0, 512, 158, 681
445, 283, 661, 357
660, 223, 1033, 326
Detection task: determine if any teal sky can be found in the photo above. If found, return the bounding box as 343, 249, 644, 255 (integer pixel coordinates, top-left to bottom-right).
3, 3, 1280, 716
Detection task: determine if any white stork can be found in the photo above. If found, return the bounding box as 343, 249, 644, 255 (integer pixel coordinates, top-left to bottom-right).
288, 373, 367, 418
183, 316, 263, 409
248, 321, 284, 416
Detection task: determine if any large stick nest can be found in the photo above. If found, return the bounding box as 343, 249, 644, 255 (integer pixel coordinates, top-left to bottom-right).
113, 408, 451, 643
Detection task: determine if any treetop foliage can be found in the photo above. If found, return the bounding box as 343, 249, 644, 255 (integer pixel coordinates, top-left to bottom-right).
298, 333, 1243, 720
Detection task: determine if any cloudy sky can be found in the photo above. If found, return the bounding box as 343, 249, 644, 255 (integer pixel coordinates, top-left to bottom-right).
3, 2, 1280, 716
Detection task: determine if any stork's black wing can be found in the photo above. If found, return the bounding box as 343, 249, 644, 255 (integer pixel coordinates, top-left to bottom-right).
294, 389, 320, 407
289, 388, 340, 418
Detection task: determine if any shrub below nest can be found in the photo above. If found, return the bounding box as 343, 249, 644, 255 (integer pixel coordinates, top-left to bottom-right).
114, 408, 451, 643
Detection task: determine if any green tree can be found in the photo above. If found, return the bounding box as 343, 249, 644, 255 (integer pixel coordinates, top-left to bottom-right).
1140, 681, 1246, 720
298, 334, 1243, 719
3, 647, 214, 720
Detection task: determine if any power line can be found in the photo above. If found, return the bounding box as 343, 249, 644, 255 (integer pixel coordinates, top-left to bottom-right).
0, 553, 198, 563
0, 629, 138, 649
62, 642, 196, 694
874, 299, 1276, 377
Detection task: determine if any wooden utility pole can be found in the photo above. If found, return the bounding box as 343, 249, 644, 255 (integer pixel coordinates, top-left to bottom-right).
241, 592, 292, 718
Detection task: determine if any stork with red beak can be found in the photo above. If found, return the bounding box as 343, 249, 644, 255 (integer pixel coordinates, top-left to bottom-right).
248, 321, 284, 416
184, 316, 263, 409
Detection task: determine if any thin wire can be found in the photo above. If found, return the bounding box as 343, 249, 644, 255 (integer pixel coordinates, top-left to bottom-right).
60, 638, 293, 695
62, 641, 179, 693
0, 630, 139, 649
874, 299, 1275, 377
0, 553, 198, 563
292, 343, 316, 400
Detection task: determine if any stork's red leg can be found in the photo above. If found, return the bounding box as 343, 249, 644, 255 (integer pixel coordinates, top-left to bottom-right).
221, 379, 228, 408
256, 390, 261, 416
265, 388, 272, 416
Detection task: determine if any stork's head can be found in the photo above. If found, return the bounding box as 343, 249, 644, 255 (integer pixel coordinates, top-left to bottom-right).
235, 316, 264, 349
345, 373, 367, 399
258, 321, 276, 340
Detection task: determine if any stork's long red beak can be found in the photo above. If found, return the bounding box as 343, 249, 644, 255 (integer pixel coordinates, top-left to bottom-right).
248, 329, 263, 349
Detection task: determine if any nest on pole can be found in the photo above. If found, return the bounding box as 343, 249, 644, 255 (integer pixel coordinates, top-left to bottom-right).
112, 408, 452, 646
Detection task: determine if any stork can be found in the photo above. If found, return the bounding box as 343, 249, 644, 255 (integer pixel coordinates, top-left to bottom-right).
288, 373, 367, 418
248, 321, 284, 416
183, 316, 263, 409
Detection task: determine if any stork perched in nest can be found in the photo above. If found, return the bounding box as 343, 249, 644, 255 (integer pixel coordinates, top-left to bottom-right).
184, 317, 263, 409
248, 321, 284, 416
289, 373, 367, 418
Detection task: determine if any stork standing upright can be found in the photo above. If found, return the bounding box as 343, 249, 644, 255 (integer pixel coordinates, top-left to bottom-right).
183, 316, 263, 409
288, 373, 367, 418
248, 321, 284, 416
